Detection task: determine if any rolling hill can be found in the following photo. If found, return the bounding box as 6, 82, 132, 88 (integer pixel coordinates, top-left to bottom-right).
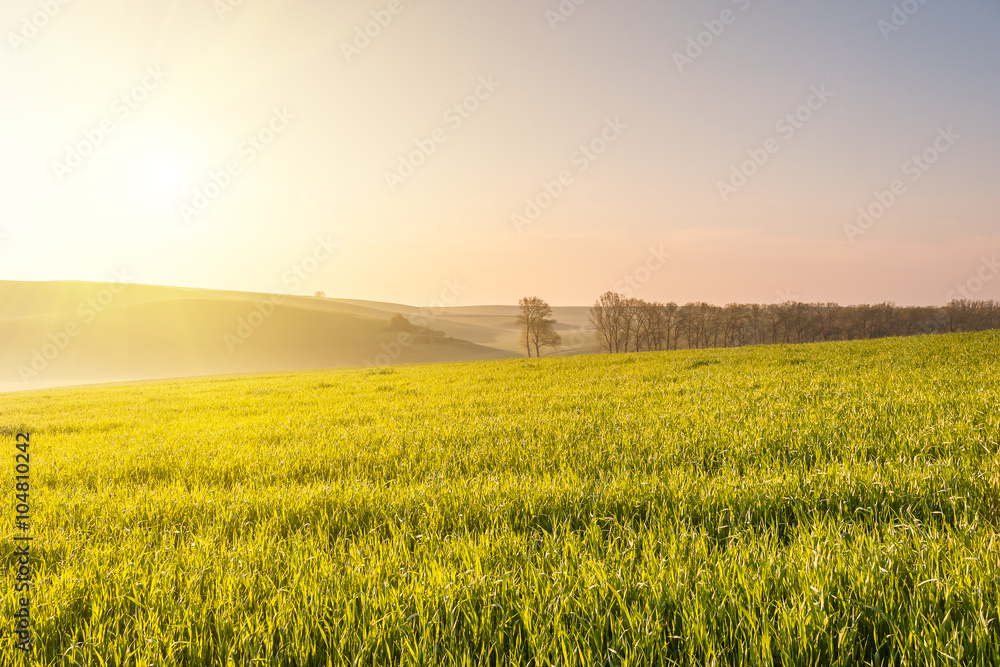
0, 281, 597, 392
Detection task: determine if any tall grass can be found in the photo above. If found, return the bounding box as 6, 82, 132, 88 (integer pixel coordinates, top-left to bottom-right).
2, 332, 999, 665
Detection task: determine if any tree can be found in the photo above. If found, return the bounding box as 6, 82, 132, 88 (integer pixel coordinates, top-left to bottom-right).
538, 327, 563, 357
385, 313, 445, 337
722, 303, 748, 347
314, 291, 326, 298
517, 297, 561, 357
582, 292, 1000, 353
590, 292, 626, 353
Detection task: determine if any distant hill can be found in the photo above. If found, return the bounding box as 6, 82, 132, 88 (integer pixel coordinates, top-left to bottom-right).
0, 281, 594, 392
327, 299, 597, 355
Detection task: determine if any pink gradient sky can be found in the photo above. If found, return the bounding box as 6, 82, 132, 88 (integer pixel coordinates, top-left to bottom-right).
1, 0, 998, 307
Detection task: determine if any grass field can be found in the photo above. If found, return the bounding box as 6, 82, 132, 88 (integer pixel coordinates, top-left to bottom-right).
3, 332, 1000, 665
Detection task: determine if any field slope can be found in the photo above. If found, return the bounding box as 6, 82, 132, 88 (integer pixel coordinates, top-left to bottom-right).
0, 281, 524, 392
2, 332, 1000, 665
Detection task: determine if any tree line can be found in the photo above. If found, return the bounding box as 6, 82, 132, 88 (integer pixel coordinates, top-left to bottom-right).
589, 293, 1000, 353
517, 293, 1000, 356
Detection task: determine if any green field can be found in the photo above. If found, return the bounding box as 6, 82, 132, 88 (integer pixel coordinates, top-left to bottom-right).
3, 332, 1000, 666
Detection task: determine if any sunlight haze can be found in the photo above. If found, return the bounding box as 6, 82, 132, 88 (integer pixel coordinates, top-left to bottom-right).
2, 0, 998, 307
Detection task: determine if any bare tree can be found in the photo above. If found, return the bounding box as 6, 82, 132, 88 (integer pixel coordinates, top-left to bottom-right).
722, 304, 746, 347
583, 292, 1000, 354
517, 296, 561, 357
590, 292, 626, 353
620, 298, 642, 352
538, 327, 563, 357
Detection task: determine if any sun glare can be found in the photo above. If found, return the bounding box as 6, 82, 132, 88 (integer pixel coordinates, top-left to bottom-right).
126, 143, 192, 208
95, 133, 196, 220
138, 151, 187, 200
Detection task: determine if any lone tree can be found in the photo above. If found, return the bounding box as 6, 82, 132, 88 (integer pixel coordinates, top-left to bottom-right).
517, 296, 562, 358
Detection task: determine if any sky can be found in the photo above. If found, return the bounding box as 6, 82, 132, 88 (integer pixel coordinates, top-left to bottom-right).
1, 0, 998, 308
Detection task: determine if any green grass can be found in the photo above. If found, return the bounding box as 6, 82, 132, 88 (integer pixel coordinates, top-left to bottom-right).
2, 332, 1000, 666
